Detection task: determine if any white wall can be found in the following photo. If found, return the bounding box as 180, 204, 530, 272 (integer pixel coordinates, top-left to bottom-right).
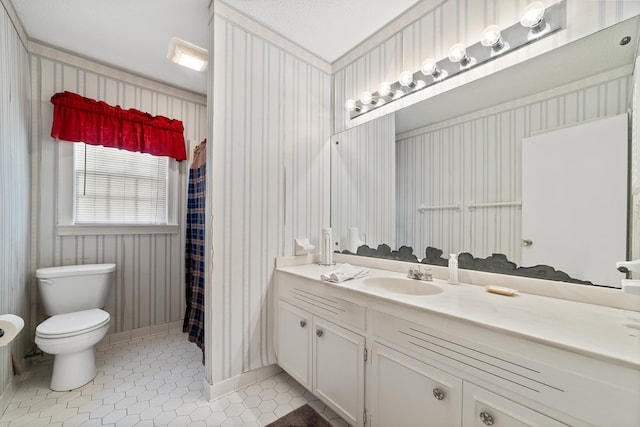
0, 0, 31, 411
30, 45, 207, 340
207, 2, 332, 385
397, 69, 632, 264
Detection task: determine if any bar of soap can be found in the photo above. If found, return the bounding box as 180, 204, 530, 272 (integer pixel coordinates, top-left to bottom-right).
484, 285, 518, 296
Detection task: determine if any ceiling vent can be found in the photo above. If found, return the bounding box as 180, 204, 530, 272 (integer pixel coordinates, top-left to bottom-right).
167, 37, 208, 72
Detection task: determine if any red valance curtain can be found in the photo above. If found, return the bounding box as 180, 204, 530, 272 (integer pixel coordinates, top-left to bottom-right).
50, 91, 187, 161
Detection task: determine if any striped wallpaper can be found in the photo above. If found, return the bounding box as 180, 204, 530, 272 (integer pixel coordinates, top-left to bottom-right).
396, 70, 632, 264
632, 57, 640, 267
208, 6, 331, 385
333, 0, 640, 134
331, 114, 396, 252
30, 49, 207, 339
0, 0, 31, 409
204, 0, 640, 392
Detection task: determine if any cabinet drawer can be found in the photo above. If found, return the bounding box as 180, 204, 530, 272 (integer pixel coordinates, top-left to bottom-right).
463, 382, 568, 427
277, 272, 366, 330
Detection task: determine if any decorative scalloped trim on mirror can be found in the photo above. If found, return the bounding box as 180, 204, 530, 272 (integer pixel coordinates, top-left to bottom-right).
340, 244, 599, 287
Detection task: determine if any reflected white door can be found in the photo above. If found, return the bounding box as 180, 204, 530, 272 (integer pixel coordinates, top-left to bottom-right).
521, 114, 627, 287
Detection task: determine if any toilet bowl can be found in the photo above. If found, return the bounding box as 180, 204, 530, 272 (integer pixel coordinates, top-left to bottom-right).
35, 263, 115, 391
35, 309, 110, 391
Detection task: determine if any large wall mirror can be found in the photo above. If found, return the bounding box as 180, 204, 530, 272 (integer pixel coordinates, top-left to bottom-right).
331, 16, 640, 289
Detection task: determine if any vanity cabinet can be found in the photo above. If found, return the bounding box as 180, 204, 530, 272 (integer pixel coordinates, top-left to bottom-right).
312, 316, 365, 426
274, 267, 640, 427
275, 274, 366, 426
369, 342, 568, 427
277, 301, 312, 389
370, 342, 462, 427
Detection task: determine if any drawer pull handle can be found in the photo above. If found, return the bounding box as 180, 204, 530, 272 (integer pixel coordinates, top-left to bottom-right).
480, 411, 494, 426
299, 320, 306, 328
432, 388, 445, 400
316, 329, 324, 337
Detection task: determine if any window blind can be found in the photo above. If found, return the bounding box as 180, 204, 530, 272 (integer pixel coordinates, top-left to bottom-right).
74, 143, 168, 224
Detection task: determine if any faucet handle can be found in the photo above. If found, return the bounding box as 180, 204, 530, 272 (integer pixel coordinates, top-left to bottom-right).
407, 266, 416, 278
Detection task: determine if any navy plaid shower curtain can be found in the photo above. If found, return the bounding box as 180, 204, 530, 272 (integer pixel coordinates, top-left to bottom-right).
183, 139, 206, 355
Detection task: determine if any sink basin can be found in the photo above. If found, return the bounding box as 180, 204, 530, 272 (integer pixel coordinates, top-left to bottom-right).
362, 277, 443, 296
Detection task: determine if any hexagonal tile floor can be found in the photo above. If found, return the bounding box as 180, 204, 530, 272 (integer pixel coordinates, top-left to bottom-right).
0, 332, 349, 427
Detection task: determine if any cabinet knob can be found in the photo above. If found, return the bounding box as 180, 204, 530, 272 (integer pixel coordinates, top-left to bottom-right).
316, 329, 324, 337
479, 411, 494, 426
299, 320, 306, 328
432, 388, 445, 400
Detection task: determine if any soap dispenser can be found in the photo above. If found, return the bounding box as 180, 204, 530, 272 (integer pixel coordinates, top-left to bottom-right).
448, 253, 459, 285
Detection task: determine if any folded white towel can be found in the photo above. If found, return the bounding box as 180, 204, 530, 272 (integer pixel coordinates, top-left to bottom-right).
320, 263, 369, 283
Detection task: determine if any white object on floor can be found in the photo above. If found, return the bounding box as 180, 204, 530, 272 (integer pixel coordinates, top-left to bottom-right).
34, 263, 115, 391
320, 263, 369, 283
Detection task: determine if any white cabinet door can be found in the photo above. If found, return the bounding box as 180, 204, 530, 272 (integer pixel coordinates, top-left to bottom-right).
370, 343, 463, 427
313, 317, 365, 427
277, 301, 312, 389
463, 382, 568, 427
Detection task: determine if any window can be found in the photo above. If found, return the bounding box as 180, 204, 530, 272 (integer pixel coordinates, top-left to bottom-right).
73, 143, 169, 225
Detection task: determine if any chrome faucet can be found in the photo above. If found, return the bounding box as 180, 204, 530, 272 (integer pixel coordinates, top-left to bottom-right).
408, 265, 433, 281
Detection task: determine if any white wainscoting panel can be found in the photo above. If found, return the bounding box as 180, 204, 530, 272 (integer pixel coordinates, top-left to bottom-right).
209, 10, 331, 384
0, 1, 31, 410
30, 52, 207, 335
397, 72, 632, 265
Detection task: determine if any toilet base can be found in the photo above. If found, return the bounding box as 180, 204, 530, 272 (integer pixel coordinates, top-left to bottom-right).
50, 347, 97, 391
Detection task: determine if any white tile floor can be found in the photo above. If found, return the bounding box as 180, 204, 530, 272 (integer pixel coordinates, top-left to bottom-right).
0, 332, 348, 427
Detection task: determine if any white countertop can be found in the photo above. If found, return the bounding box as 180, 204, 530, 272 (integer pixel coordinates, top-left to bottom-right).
276, 263, 640, 369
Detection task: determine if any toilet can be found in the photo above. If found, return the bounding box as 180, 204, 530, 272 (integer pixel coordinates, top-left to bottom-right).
35, 263, 115, 391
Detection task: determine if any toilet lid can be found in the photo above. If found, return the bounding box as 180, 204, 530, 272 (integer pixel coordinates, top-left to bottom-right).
36, 309, 110, 338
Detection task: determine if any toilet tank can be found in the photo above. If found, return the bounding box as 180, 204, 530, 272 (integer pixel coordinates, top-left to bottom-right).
36, 264, 116, 316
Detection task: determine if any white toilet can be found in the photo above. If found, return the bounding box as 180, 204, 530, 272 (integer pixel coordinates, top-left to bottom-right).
35, 263, 115, 391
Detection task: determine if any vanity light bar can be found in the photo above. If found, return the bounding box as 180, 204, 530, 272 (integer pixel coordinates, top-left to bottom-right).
346, 0, 565, 119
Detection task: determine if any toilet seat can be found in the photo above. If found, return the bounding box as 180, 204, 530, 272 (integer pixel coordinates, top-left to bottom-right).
36, 309, 110, 339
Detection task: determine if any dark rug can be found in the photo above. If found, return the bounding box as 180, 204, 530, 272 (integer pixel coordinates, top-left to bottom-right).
266, 404, 332, 427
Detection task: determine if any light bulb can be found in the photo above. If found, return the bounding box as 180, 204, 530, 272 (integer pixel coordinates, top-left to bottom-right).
421, 59, 437, 75
345, 99, 358, 112
378, 81, 392, 97
421, 58, 445, 80
449, 43, 474, 67
520, 1, 545, 29
360, 91, 373, 105
481, 25, 502, 47
399, 70, 415, 87
448, 43, 467, 62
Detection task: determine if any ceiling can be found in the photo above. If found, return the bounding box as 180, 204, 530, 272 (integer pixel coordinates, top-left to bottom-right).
9, 0, 422, 95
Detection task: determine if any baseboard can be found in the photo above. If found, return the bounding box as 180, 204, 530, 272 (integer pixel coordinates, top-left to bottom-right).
203, 364, 283, 401
97, 320, 184, 349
